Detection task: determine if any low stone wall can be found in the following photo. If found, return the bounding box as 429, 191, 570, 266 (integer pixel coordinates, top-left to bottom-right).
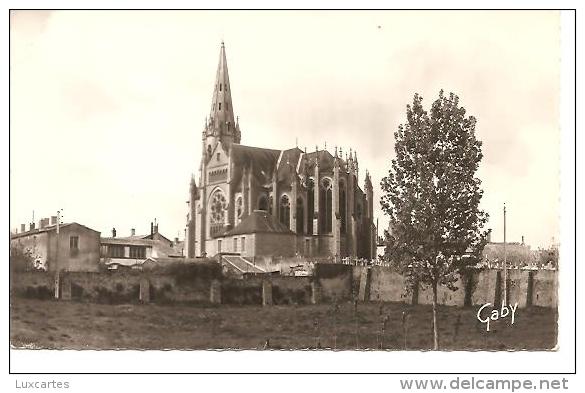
66, 271, 141, 303
221, 276, 263, 305
532, 270, 557, 307
313, 264, 352, 302
471, 270, 499, 305
418, 277, 466, 307
11, 271, 55, 299
271, 276, 312, 305
358, 267, 557, 308
148, 275, 212, 304
507, 269, 530, 308
368, 267, 410, 303
10, 265, 558, 309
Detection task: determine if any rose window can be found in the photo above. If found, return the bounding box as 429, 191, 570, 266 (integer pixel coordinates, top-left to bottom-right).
211, 192, 227, 224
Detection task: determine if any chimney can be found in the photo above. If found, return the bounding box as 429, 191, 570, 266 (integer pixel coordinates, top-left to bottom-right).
487, 229, 492, 243
174, 237, 179, 244
154, 223, 159, 234
150, 222, 154, 237
20, 224, 25, 233
522, 235, 525, 245
50, 216, 57, 225
131, 228, 136, 236
112, 227, 117, 238
39, 218, 49, 229
30, 222, 36, 231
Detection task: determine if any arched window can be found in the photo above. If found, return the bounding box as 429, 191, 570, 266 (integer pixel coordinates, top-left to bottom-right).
307, 178, 314, 234
320, 178, 333, 233
258, 195, 268, 211
279, 195, 290, 227
296, 197, 304, 234
210, 190, 227, 237
339, 181, 346, 234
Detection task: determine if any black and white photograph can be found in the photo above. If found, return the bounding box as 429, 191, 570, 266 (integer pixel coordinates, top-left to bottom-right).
6, 7, 578, 379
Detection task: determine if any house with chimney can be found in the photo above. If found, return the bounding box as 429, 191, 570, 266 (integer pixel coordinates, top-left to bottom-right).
100, 221, 184, 270
10, 217, 101, 272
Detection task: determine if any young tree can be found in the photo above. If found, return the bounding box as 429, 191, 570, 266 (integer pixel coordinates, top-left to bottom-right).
381, 91, 489, 350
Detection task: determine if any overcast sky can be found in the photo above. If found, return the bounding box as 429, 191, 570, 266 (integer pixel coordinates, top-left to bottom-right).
9, 10, 560, 248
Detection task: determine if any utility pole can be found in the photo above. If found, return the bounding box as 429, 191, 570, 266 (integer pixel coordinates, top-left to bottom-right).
54, 209, 62, 299
503, 203, 507, 305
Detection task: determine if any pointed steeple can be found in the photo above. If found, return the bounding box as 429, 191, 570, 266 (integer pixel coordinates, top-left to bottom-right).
204, 41, 240, 148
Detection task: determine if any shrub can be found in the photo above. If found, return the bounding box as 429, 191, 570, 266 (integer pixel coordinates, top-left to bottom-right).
152, 260, 221, 285
313, 263, 351, 279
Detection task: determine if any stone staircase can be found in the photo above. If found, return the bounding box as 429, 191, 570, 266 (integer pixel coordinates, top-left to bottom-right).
222, 255, 266, 274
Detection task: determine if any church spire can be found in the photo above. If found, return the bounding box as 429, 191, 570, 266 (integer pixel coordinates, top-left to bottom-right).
205, 41, 240, 148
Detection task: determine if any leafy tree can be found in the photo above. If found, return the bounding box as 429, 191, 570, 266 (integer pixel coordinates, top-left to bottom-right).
10, 243, 37, 272
381, 91, 489, 350
535, 246, 558, 269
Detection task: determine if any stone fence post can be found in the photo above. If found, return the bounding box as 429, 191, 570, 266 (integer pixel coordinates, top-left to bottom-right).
358, 266, 371, 302
262, 279, 273, 306
60, 273, 72, 300
139, 277, 150, 304
54, 271, 60, 299
311, 280, 321, 304
210, 279, 222, 304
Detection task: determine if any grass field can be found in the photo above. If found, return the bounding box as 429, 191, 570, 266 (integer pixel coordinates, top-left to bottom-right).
10, 298, 557, 350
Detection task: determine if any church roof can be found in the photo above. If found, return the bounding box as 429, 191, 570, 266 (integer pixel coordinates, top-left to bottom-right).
231, 144, 280, 167
224, 210, 294, 236
230, 144, 280, 185
276, 147, 303, 182
302, 149, 336, 172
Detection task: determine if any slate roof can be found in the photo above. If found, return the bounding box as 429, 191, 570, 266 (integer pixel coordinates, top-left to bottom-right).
223, 210, 294, 236
231, 144, 279, 170
100, 237, 157, 247
230, 144, 280, 186
277, 147, 303, 182
10, 222, 100, 239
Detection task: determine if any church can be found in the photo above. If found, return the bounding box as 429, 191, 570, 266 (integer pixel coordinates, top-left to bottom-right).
185, 43, 376, 261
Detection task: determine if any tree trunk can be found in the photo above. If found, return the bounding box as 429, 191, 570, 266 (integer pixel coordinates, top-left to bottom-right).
432, 281, 439, 350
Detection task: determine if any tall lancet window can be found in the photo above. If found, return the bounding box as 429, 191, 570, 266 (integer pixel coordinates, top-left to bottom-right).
339, 181, 347, 234
296, 197, 304, 234
258, 195, 268, 211
320, 178, 333, 233
307, 178, 315, 234
280, 195, 290, 227
236, 196, 243, 223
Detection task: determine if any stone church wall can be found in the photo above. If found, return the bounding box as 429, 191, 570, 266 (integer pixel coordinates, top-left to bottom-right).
254, 233, 296, 257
